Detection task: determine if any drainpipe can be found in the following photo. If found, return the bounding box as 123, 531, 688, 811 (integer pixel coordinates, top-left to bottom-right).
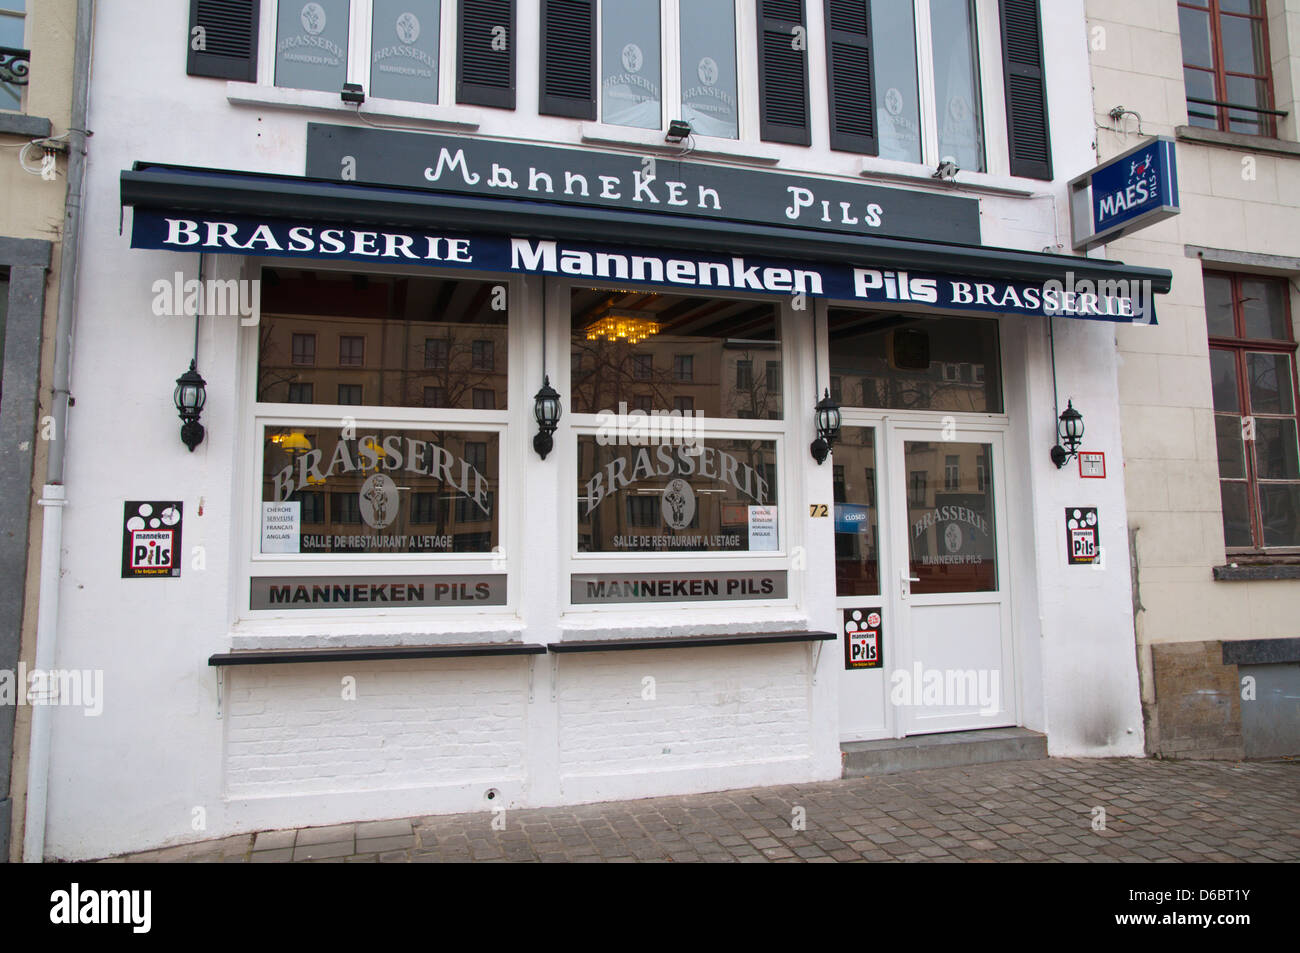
23, 0, 93, 864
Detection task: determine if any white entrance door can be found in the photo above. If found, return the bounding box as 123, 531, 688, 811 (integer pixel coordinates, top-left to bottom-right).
886, 425, 1015, 734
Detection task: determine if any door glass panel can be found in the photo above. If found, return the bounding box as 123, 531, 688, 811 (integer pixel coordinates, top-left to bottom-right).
905, 440, 997, 593
1209, 348, 1240, 412
1202, 274, 1236, 337
275, 0, 351, 93
1240, 279, 1290, 340
1178, 7, 1213, 68
679, 0, 738, 139
928, 0, 984, 172
1253, 418, 1300, 480
1259, 483, 1300, 547
1247, 352, 1295, 415
834, 427, 879, 597
602, 0, 662, 129
370, 0, 440, 104
871, 0, 921, 163
1219, 14, 1267, 75
1220, 480, 1253, 548
1215, 414, 1246, 479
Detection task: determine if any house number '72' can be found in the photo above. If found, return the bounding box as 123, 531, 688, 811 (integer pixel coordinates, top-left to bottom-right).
809, 504, 829, 518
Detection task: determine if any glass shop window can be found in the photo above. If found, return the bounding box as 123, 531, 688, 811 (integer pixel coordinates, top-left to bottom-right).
258, 269, 507, 411
570, 288, 781, 419
254, 267, 507, 562
577, 437, 779, 553
828, 309, 1002, 413
262, 424, 500, 555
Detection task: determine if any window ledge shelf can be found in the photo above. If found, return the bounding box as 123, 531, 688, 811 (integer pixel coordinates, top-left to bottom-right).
226, 82, 483, 132
548, 630, 834, 654
1212, 564, 1300, 581
227, 619, 526, 651
579, 123, 782, 165
209, 642, 544, 666
0, 112, 51, 138
1222, 637, 1300, 665
1175, 125, 1300, 159
858, 160, 1037, 198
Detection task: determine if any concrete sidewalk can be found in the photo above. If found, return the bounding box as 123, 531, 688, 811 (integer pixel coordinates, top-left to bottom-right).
96, 757, 1299, 863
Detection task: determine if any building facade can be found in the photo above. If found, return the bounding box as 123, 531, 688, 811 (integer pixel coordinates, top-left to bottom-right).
1088, 0, 1300, 759
20, 0, 1172, 860
0, 0, 81, 863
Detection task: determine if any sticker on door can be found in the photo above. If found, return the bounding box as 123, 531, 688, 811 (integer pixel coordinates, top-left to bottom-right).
844, 607, 883, 670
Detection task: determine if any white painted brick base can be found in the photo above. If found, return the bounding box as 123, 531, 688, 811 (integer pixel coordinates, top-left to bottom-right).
224, 660, 528, 796
557, 645, 812, 778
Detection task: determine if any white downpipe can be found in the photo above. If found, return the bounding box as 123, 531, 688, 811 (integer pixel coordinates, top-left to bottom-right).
23, 485, 67, 863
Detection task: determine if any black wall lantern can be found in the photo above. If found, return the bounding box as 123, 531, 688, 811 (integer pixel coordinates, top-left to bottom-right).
810, 388, 842, 465
1051, 399, 1084, 468
533, 375, 562, 459
175, 359, 207, 452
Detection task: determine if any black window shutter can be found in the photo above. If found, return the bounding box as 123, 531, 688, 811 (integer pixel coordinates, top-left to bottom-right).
187, 0, 260, 82
539, 0, 596, 119
458, 0, 517, 109
757, 0, 810, 145
1001, 0, 1051, 179
824, 0, 876, 154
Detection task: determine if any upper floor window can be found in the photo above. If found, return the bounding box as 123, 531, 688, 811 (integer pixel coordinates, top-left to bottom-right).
1179, 0, 1276, 137
541, 0, 741, 138
269, 0, 454, 105
1205, 271, 1298, 550
860, 0, 986, 170
598, 0, 740, 138
0, 0, 26, 111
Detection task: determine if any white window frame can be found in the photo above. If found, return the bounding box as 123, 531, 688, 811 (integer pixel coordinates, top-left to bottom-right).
595, 0, 752, 142
868, 0, 1009, 175
233, 256, 524, 624
555, 277, 796, 614
261, 0, 457, 107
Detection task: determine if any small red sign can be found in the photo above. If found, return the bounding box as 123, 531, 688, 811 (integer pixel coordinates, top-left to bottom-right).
1078, 451, 1106, 478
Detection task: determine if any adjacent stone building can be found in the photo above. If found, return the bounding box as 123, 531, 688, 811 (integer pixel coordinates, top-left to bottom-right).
1087, 0, 1300, 759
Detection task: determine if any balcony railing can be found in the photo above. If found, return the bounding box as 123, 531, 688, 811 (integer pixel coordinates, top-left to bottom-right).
0, 45, 30, 86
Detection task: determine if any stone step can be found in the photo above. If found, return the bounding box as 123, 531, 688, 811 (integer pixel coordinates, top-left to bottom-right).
841, 727, 1048, 778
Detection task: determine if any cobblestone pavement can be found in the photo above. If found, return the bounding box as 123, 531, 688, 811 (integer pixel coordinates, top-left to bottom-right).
99, 757, 1300, 863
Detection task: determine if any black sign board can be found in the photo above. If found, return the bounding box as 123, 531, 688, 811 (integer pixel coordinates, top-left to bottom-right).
843, 607, 883, 670
122, 501, 183, 578
305, 123, 981, 245
1066, 507, 1100, 565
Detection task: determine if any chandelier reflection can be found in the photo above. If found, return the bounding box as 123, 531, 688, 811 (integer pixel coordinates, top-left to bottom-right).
585, 309, 662, 345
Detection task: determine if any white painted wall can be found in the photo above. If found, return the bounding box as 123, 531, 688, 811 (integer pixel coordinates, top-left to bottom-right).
35, 0, 1145, 860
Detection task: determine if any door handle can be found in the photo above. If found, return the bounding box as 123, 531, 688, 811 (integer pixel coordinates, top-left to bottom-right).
900, 569, 920, 598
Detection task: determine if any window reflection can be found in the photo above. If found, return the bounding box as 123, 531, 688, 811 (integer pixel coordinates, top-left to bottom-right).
602, 0, 662, 129
679, 0, 738, 138
257, 270, 507, 410
929, 0, 985, 171
906, 440, 997, 593
871, 0, 922, 163
828, 310, 1002, 412
571, 289, 781, 418
834, 427, 880, 597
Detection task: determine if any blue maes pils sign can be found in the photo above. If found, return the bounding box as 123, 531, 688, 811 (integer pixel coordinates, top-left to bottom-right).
1070, 137, 1179, 250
